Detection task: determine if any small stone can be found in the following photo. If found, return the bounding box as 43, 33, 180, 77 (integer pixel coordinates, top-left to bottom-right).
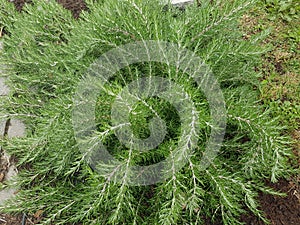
7, 119, 26, 138
0, 120, 5, 137
0, 78, 9, 96
4, 165, 18, 181
0, 188, 16, 206
163, 0, 194, 5
171, 0, 193, 4
1, 41, 9, 96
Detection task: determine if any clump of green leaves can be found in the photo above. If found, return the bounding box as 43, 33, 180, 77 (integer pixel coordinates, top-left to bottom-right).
0, 0, 295, 224
246, 1, 300, 131
259, 0, 300, 22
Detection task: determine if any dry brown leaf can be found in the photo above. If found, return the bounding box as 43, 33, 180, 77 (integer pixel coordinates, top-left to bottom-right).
33, 210, 43, 219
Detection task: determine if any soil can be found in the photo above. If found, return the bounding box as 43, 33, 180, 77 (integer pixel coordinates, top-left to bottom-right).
1, 1, 299, 225
8, 0, 32, 12
240, 178, 300, 225
56, 0, 88, 19
10, 0, 88, 18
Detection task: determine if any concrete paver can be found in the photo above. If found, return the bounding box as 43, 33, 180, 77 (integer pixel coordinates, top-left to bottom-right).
0, 39, 22, 206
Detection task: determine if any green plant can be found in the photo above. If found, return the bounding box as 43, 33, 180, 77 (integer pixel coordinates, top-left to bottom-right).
0, 0, 295, 224
259, 0, 300, 22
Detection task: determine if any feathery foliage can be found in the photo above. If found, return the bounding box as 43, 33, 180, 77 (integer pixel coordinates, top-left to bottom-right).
0, 0, 294, 224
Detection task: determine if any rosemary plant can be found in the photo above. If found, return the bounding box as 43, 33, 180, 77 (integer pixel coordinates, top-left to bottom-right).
0, 0, 294, 224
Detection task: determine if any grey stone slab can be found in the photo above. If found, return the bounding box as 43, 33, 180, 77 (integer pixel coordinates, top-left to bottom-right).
0, 78, 10, 96
0, 120, 5, 137
0, 153, 17, 207
7, 119, 26, 138
171, 0, 193, 4
0, 162, 17, 206
0, 188, 16, 206
0, 40, 16, 206
1, 151, 18, 181
4, 164, 18, 182
0, 132, 19, 206
163, 0, 194, 5
0, 41, 9, 96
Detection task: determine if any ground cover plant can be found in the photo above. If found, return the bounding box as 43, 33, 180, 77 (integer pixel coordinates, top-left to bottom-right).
237, 0, 300, 134
0, 0, 298, 224
238, 2, 300, 222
